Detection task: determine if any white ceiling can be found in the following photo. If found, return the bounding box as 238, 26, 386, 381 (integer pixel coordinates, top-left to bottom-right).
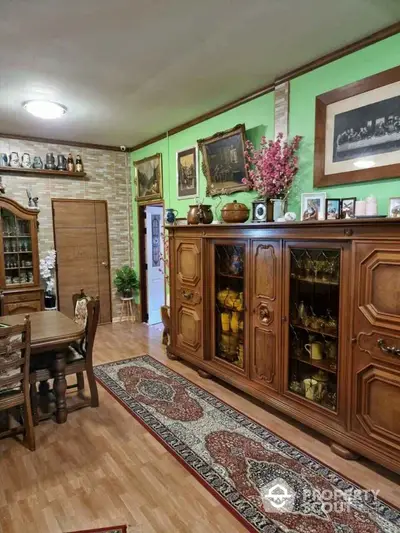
0, 0, 399, 147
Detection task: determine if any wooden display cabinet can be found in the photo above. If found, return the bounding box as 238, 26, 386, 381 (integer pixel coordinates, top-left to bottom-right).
0, 197, 44, 314
167, 219, 400, 473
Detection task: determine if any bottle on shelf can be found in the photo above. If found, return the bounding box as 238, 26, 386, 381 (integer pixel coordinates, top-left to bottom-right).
67, 153, 75, 172
75, 154, 84, 173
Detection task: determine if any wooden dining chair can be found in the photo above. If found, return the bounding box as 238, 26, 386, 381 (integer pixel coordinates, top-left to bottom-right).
0, 315, 35, 450
30, 291, 100, 417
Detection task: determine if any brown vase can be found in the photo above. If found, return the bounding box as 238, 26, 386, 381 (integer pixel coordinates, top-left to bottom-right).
187, 204, 214, 224
221, 200, 249, 223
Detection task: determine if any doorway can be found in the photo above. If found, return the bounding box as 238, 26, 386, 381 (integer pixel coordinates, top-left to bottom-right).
138, 203, 165, 324
52, 199, 112, 323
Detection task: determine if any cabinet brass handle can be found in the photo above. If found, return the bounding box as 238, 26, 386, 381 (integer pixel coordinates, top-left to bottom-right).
344, 228, 353, 236
377, 338, 400, 357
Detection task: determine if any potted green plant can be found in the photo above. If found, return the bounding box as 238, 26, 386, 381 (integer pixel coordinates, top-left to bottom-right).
113, 265, 139, 298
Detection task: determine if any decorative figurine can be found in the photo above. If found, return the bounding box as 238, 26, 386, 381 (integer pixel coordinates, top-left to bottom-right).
21, 152, 32, 168
26, 188, 39, 210
9, 152, 20, 167
67, 153, 74, 172
0, 153, 8, 167
0, 177, 5, 196
57, 154, 67, 171
45, 152, 57, 170
32, 156, 44, 169
75, 154, 84, 172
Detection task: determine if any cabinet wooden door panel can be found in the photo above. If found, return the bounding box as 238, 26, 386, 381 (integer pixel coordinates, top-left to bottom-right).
250, 241, 281, 391
173, 238, 203, 359
352, 242, 400, 453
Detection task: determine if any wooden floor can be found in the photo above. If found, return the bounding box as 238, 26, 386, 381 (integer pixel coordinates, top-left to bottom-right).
0, 322, 399, 533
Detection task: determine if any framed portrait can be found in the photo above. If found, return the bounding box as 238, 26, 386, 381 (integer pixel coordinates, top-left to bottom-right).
388, 197, 400, 218
301, 192, 327, 221
198, 124, 249, 196
134, 153, 163, 203
176, 146, 198, 199
341, 197, 356, 218
314, 65, 400, 188
325, 198, 341, 220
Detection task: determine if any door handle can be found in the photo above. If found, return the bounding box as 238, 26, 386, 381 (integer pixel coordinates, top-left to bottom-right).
101, 261, 109, 268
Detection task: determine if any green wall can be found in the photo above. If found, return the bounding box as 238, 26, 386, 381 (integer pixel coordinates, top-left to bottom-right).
132, 33, 400, 273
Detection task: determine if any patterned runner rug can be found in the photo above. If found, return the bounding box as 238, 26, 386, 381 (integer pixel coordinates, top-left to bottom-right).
94, 356, 399, 533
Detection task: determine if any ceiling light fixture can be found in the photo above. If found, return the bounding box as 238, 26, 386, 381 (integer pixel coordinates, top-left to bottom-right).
23, 100, 67, 119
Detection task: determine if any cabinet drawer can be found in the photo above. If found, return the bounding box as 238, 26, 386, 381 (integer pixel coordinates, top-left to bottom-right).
4, 291, 42, 304
357, 330, 400, 367
4, 300, 42, 315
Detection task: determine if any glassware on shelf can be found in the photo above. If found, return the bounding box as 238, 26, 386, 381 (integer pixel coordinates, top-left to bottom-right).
325, 309, 338, 334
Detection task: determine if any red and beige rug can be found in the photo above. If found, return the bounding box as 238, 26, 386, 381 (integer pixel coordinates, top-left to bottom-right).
94, 356, 399, 533
68, 527, 126, 533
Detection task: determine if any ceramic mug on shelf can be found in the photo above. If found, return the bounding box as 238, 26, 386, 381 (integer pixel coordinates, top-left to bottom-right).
303, 378, 318, 401
305, 341, 323, 360
165, 208, 178, 224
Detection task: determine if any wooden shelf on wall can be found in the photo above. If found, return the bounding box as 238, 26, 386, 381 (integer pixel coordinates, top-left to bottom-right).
0, 167, 87, 179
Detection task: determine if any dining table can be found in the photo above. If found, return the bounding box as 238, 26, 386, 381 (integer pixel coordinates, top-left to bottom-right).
0, 310, 85, 424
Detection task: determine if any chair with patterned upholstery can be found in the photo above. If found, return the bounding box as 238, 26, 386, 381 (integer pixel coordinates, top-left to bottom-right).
0, 315, 34, 450
30, 290, 100, 417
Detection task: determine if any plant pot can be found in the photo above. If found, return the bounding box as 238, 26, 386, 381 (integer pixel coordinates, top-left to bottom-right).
44, 293, 56, 309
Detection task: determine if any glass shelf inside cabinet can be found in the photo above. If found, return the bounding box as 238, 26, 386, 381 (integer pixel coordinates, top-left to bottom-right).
215, 244, 245, 369
1, 208, 34, 287
288, 248, 340, 412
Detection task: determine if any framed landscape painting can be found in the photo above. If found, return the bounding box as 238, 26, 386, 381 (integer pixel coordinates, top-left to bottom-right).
177, 146, 198, 199
198, 124, 248, 196
134, 153, 163, 203
314, 65, 400, 187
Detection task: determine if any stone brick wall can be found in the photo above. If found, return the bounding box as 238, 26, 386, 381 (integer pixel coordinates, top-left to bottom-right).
0, 137, 132, 320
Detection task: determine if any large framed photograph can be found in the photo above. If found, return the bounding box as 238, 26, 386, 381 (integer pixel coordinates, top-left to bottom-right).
176, 146, 198, 199
314, 65, 400, 188
198, 124, 249, 196
134, 153, 163, 203
301, 192, 327, 221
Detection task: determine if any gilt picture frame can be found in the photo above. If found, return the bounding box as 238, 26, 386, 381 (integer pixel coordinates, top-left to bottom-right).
176, 146, 199, 199
134, 153, 163, 203
198, 124, 249, 197
314, 65, 400, 188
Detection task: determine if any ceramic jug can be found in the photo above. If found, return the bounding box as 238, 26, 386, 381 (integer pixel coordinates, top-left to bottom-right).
303, 378, 318, 401
305, 341, 323, 360
165, 208, 178, 224
45, 153, 57, 170
57, 154, 67, 171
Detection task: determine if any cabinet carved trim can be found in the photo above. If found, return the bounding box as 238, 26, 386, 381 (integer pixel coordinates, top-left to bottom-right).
256, 303, 273, 326
358, 249, 400, 331
179, 288, 202, 305
254, 244, 276, 301
356, 364, 400, 449
177, 242, 201, 287
251, 328, 276, 387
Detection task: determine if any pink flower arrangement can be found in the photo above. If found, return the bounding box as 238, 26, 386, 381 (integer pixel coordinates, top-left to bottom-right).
243, 132, 302, 198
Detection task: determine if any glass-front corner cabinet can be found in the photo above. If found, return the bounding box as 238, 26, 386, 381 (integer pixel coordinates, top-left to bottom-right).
287, 246, 341, 413
0, 197, 42, 314
213, 242, 246, 371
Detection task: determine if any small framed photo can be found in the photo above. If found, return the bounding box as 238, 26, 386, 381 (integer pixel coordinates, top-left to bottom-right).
325, 198, 341, 220
341, 197, 356, 219
388, 197, 400, 218
177, 146, 198, 199
301, 192, 327, 221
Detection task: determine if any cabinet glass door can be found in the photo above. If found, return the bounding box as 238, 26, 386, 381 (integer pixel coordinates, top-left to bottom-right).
287, 247, 340, 412
214, 244, 245, 369
1, 208, 34, 287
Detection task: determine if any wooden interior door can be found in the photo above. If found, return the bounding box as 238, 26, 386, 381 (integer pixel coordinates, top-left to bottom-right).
52, 200, 112, 323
